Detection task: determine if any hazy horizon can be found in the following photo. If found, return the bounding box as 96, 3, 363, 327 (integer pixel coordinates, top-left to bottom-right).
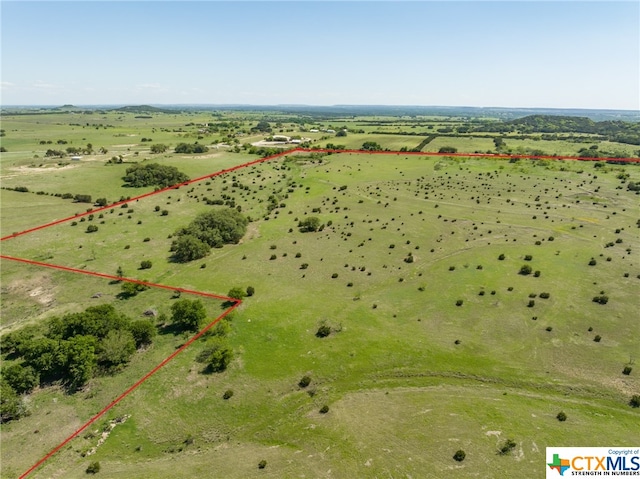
2, 2, 638, 110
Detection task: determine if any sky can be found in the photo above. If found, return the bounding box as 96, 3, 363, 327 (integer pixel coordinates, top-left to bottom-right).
1, 1, 638, 110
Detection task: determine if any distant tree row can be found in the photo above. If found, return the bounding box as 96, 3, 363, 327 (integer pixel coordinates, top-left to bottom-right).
123, 163, 189, 188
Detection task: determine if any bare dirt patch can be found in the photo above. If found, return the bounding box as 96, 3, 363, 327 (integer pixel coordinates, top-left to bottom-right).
0, 273, 56, 330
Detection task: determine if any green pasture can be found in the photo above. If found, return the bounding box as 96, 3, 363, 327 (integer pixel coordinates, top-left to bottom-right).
1, 114, 639, 479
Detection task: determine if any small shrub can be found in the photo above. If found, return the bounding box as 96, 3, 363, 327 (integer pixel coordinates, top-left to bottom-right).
331, 273, 338, 278
630, 395, 640, 408
143, 237, 150, 242
86, 461, 101, 474
519, 265, 532, 275
453, 450, 466, 462
546, 326, 553, 332
498, 254, 505, 260
223, 389, 234, 400
557, 411, 567, 422
588, 258, 597, 266
533, 270, 541, 277
623, 366, 632, 375
86, 224, 98, 233
594, 335, 602, 342
539, 292, 550, 299
319, 405, 329, 414
140, 260, 152, 270
524, 255, 533, 261
269, 254, 277, 260
258, 460, 267, 469
246, 286, 255, 297
300, 263, 309, 269
455, 299, 463, 306
592, 295, 609, 305
527, 300, 535, 308
299, 375, 311, 388
316, 324, 331, 338
499, 439, 517, 455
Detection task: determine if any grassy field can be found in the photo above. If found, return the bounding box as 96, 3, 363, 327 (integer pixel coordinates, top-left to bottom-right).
1, 112, 639, 478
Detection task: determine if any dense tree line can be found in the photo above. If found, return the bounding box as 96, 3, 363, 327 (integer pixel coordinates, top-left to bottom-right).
123, 163, 189, 188
0, 305, 155, 421
171, 208, 248, 262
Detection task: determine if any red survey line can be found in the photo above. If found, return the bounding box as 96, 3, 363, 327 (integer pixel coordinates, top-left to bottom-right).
18, 301, 241, 479
296, 148, 640, 163
0, 148, 294, 242
2, 147, 638, 476
0, 255, 235, 302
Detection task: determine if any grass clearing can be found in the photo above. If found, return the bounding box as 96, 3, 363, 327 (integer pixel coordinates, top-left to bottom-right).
2, 112, 639, 478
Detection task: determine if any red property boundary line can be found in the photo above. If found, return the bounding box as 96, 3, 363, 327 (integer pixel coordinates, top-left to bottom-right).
1, 148, 638, 478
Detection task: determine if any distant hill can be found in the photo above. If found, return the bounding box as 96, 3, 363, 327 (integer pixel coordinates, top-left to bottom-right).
508, 115, 597, 132
501, 115, 640, 145
113, 105, 180, 114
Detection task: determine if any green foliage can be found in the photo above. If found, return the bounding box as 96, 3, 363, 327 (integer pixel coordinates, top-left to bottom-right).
123, 163, 189, 188
129, 320, 156, 348
197, 338, 233, 373
227, 287, 246, 301
149, 144, 168, 154
171, 299, 207, 333
557, 411, 567, 422
47, 304, 130, 340
258, 459, 267, 469
2, 364, 39, 394
438, 146, 457, 153
319, 405, 329, 414
316, 324, 331, 338
174, 208, 248, 251
86, 461, 101, 474
592, 295, 609, 305
86, 224, 98, 233
74, 194, 92, 203
630, 395, 640, 408
361, 141, 383, 151
623, 366, 632, 375
498, 438, 517, 455
174, 143, 209, 154
519, 265, 532, 275
98, 329, 136, 370
64, 335, 98, 390
2, 302, 149, 397
171, 234, 211, 263
223, 389, 234, 400
0, 379, 27, 423
299, 375, 311, 388
246, 286, 255, 297
139, 260, 152, 270
210, 319, 231, 338
299, 216, 320, 232
453, 450, 466, 462
252, 120, 271, 133
120, 281, 149, 298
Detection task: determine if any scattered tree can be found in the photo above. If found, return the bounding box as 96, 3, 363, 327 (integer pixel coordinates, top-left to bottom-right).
298, 216, 320, 232
171, 299, 207, 332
